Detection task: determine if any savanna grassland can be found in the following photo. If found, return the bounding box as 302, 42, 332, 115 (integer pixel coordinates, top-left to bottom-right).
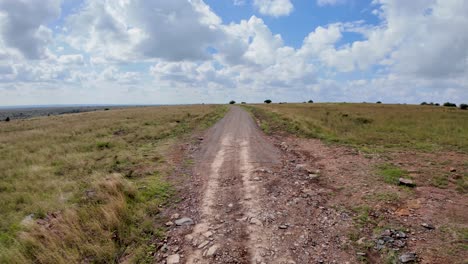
0, 105, 226, 263
244, 103, 468, 153
244, 103, 468, 262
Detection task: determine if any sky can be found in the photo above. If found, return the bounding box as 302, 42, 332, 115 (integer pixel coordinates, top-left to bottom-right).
0, 0, 467, 106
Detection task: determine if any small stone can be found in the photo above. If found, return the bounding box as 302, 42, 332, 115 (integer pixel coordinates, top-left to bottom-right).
356, 237, 366, 245
381, 229, 392, 237
165, 221, 174, 227
206, 244, 219, 257
171, 213, 180, 219
175, 217, 194, 226
167, 254, 180, 264
279, 225, 288, 229
198, 137, 204, 141
395, 231, 407, 238
185, 234, 194, 242
393, 240, 406, 248
399, 252, 417, 263
421, 223, 435, 230
449, 167, 456, 172
198, 240, 210, 249
399, 178, 416, 187
161, 244, 169, 252
356, 252, 366, 256
250, 217, 263, 226
203, 231, 213, 238
395, 208, 410, 216
308, 174, 319, 180
228, 203, 234, 208
20, 214, 35, 226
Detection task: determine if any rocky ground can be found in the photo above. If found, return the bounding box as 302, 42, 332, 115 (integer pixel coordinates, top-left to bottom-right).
153, 107, 467, 264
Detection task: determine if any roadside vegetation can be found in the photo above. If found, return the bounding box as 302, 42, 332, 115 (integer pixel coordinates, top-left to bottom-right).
244, 102, 467, 262
0, 105, 227, 263
243, 103, 468, 153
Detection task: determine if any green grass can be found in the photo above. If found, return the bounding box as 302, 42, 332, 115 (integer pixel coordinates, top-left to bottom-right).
364, 191, 401, 203
376, 163, 409, 185
0, 105, 227, 263
351, 205, 374, 228
431, 174, 450, 188
243, 103, 468, 152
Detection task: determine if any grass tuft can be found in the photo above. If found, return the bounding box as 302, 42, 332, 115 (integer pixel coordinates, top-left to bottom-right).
376, 164, 408, 185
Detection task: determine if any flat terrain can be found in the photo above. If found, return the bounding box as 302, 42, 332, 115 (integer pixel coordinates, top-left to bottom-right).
0, 105, 226, 263
1, 103, 467, 263
0, 105, 134, 121
161, 104, 467, 264
244, 103, 468, 152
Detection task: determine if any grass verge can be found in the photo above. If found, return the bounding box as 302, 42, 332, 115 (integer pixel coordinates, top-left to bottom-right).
0, 105, 227, 263
243, 103, 468, 153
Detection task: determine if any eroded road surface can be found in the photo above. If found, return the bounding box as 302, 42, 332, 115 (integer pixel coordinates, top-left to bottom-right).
170, 106, 357, 264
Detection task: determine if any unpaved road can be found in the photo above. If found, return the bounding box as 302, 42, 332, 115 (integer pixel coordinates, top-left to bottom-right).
186, 106, 282, 263
163, 106, 468, 264
174, 106, 355, 264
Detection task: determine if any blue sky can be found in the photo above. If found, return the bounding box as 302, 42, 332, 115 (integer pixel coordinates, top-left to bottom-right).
0, 0, 467, 105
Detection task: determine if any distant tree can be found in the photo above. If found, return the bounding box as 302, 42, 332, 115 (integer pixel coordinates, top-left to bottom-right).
229, 100, 236, 104
241, 102, 246, 104
443, 102, 457, 107
460, 104, 468, 110
264, 99, 272, 104
434, 103, 440, 106
376, 101, 382, 104
420, 102, 428, 105
308, 100, 314, 103
5, 117, 10, 122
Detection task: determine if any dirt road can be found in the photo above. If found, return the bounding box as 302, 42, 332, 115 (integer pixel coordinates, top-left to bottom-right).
162, 105, 468, 264
186, 106, 281, 263
171, 106, 354, 264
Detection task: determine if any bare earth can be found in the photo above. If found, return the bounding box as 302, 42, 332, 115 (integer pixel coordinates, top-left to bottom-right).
161, 106, 467, 264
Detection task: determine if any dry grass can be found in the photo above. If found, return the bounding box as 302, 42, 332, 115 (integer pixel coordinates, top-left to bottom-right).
244, 103, 468, 152
0, 105, 227, 263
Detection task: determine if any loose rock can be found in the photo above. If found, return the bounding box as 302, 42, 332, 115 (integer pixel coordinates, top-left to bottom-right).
167, 254, 180, 264
175, 217, 194, 226
399, 178, 416, 187
399, 252, 417, 263
421, 223, 435, 230
206, 244, 219, 257
171, 213, 180, 219
250, 217, 263, 226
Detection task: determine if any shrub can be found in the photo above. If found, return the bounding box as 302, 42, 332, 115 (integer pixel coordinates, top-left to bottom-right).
420, 102, 428, 105
241, 102, 246, 104
5, 117, 10, 122
460, 104, 468, 110
264, 99, 272, 104
308, 100, 314, 103
435, 103, 440, 106
229, 100, 236, 104
443, 102, 457, 107
376, 101, 382, 104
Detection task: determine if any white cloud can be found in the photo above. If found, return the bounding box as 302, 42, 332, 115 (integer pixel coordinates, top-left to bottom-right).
317, 0, 347, 6
253, 0, 294, 17
0, 0, 61, 59
1, 0, 468, 106
65, 0, 223, 62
